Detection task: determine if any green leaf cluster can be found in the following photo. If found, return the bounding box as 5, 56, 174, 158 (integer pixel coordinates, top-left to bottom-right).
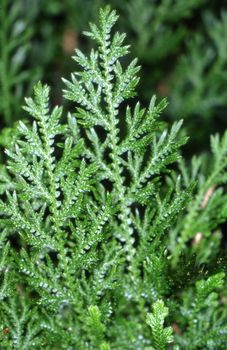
0, 6, 226, 350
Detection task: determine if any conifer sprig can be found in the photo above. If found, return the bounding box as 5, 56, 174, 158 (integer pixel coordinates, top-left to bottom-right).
146, 300, 173, 350
63, 6, 188, 267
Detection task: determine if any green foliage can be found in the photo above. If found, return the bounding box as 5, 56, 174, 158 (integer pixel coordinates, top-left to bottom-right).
87, 305, 110, 349
169, 11, 227, 141
0, 0, 40, 126
174, 272, 227, 349
0, 296, 44, 350
125, 0, 204, 63
0, 5, 226, 350
63, 6, 189, 269
2, 0, 227, 151
146, 300, 173, 350
0, 230, 11, 301
169, 130, 227, 265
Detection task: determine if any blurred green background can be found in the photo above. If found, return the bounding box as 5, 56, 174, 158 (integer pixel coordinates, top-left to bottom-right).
1, 0, 227, 157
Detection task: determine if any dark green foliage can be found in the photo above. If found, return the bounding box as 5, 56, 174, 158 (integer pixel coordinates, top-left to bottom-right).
169, 11, 227, 145
0, 0, 40, 126
169, 131, 227, 265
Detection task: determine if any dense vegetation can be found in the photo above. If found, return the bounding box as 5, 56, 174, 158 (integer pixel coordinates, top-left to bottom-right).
0, 2, 226, 349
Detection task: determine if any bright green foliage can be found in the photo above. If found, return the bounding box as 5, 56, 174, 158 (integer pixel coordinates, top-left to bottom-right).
87, 306, 110, 349
0, 6, 226, 350
63, 6, 189, 266
146, 300, 173, 350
